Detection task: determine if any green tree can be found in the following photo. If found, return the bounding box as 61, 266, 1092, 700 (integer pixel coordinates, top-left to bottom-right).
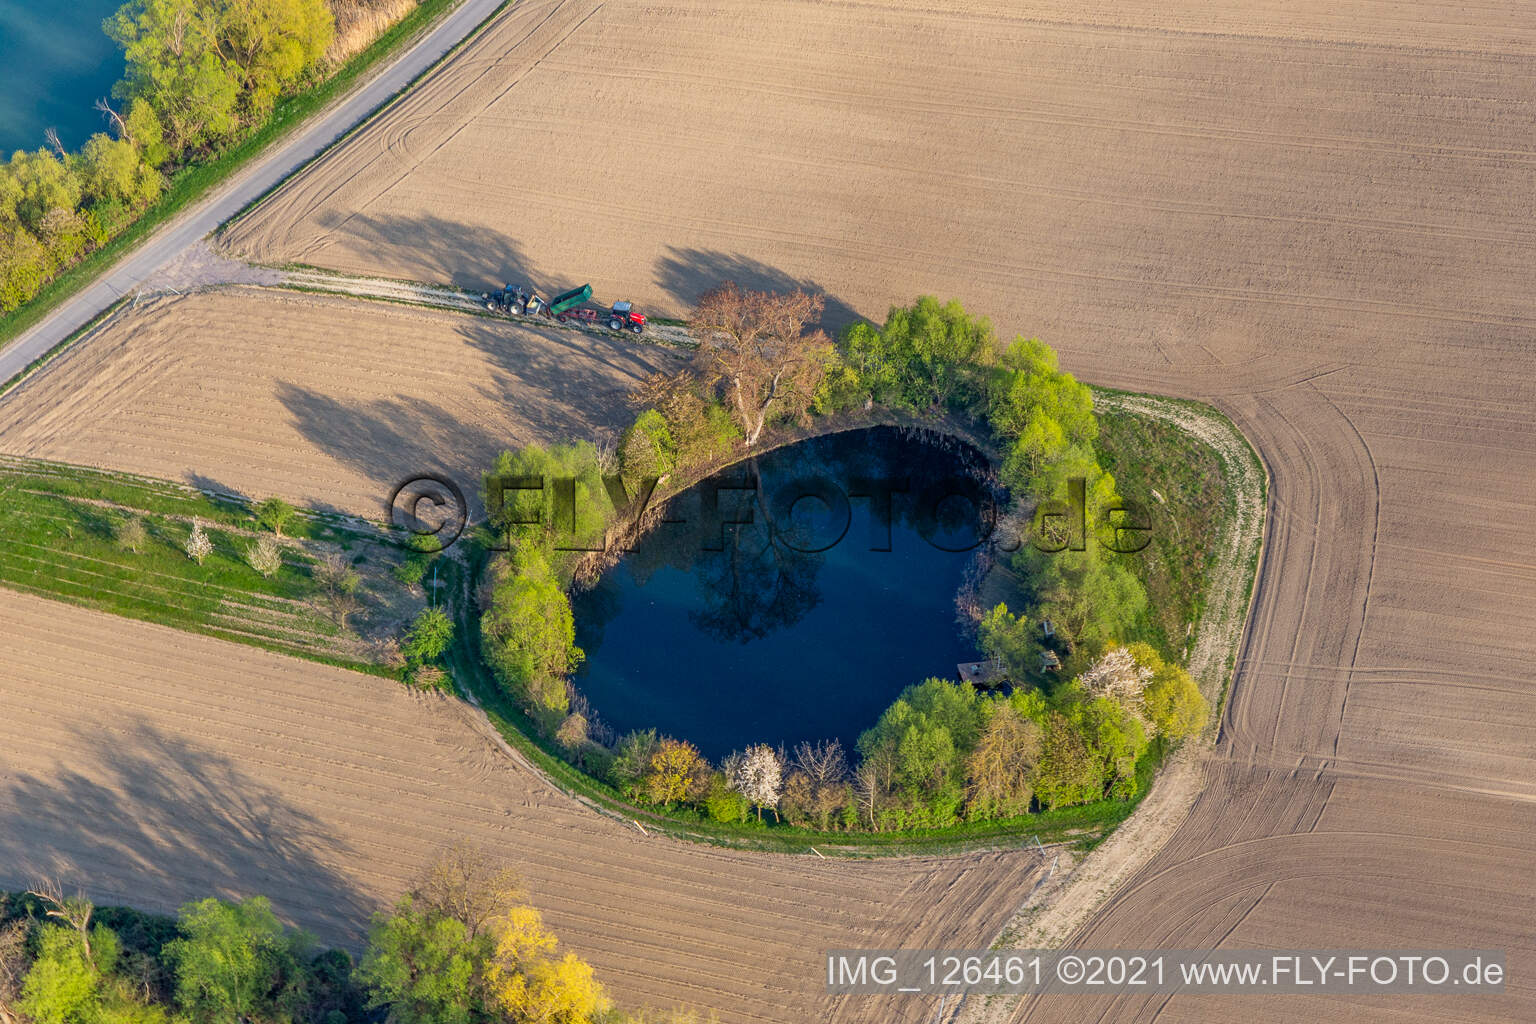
18, 925, 110, 1024
1077, 693, 1149, 799
608, 729, 660, 800
988, 337, 1096, 450
356, 897, 480, 1024
107, 0, 243, 155
6, 149, 82, 233
78, 134, 160, 209
164, 896, 304, 1024
216, 0, 333, 121
977, 603, 1039, 682
857, 680, 983, 825
125, 97, 169, 166
842, 296, 992, 411
0, 224, 50, 313
480, 550, 581, 721
254, 497, 295, 537
484, 441, 614, 562
1015, 543, 1146, 653
1032, 711, 1102, 810
403, 607, 453, 665
1128, 643, 1208, 740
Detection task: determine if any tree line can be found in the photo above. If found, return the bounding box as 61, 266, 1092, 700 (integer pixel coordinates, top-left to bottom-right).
2, 0, 338, 315
593, 639, 1200, 831
0, 847, 710, 1024
472, 289, 1207, 831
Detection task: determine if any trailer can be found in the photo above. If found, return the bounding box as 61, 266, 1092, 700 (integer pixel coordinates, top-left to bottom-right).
486, 279, 646, 334
548, 284, 592, 317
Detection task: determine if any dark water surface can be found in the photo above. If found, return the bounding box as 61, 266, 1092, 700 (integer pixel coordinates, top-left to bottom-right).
0, 1, 124, 154
571, 426, 994, 760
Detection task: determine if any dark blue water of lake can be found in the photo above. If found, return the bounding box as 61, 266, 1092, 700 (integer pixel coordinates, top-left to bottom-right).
571, 426, 995, 761
0, 1, 125, 154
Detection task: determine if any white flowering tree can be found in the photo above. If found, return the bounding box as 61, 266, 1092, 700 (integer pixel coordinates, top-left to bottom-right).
727, 744, 783, 822
184, 520, 213, 564
1078, 645, 1152, 712
246, 534, 282, 578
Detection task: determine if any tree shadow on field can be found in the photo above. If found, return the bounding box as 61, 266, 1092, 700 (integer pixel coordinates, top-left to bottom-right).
183, 472, 250, 505
313, 211, 548, 293
274, 382, 511, 520
0, 717, 375, 948
455, 316, 683, 432
653, 247, 866, 334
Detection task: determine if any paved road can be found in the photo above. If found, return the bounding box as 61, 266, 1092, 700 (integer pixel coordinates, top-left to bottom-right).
0, 0, 507, 386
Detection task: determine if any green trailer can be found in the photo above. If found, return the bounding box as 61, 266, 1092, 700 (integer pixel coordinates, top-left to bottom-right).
548, 284, 592, 316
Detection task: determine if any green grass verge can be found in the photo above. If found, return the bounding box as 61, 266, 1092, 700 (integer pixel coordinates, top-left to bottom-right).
0, 458, 411, 675
0, 0, 468, 348
1093, 405, 1227, 662
441, 553, 1155, 857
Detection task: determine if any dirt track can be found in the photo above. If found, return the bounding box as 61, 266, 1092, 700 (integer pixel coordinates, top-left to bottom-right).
0, 288, 677, 517
6, 0, 1536, 1021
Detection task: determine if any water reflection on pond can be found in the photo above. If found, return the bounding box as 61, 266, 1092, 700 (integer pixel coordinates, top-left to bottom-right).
571, 426, 995, 759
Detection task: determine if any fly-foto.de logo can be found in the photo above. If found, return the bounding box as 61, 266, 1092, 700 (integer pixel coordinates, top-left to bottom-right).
455, 473, 1154, 555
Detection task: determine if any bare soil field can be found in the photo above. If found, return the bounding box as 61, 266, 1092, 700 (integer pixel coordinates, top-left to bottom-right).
0, 587, 1040, 1023
6, 0, 1536, 1021
0, 288, 678, 517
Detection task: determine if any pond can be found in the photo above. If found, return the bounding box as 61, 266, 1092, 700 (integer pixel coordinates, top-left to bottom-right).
570, 426, 997, 761
0, 1, 125, 154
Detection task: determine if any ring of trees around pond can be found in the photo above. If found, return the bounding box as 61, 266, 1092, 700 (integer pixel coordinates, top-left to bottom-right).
473, 292, 1211, 837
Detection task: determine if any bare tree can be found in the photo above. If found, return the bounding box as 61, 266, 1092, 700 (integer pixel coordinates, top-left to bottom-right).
853, 761, 882, 830
413, 844, 524, 940
793, 740, 847, 789
43, 128, 66, 159
315, 551, 362, 629
690, 283, 833, 446
791, 740, 849, 829
94, 98, 130, 142
27, 879, 94, 958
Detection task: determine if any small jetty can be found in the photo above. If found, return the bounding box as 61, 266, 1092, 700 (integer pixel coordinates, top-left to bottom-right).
957, 660, 1006, 689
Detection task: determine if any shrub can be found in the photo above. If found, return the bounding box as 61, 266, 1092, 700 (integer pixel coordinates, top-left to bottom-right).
703, 775, 750, 824
402, 608, 453, 665
392, 555, 430, 587
115, 515, 148, 554
410, 665, 448, 691
619, 408, 677, 482
245, 535, 282, 578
